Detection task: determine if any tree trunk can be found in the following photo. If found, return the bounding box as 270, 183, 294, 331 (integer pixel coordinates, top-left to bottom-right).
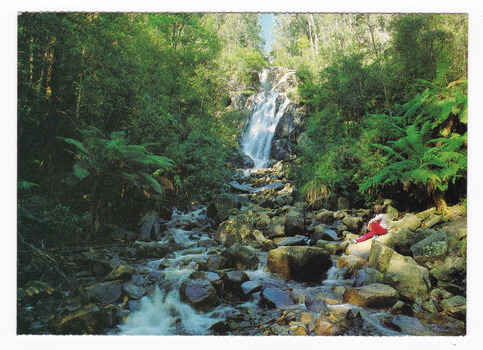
366, 15, 391, 114
433, 192, 448, 214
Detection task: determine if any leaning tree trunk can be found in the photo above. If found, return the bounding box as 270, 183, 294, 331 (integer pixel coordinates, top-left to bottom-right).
433, 192, 448, 214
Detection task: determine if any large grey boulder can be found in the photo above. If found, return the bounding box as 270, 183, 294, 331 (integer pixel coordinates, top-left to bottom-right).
260, 287, 296, 309
368, 241, 431, 302
284, 210, 305, 236
388, 214, 422, 233
439, 295, 466, 321
342, 283, 399, 308
180, 279, 220, 312
265, 216, 285, 238
273, 235, 307, 247
214, 215, 254, 247
134, 241, 172, 259
267, 246, 332, 281
314, 225, 339, 241
316, 210, 334, 223
410, 231, 449, 264
54, 304, 118, 335
382, 229, 437, 255
220, 242, 259, 270
84, 281, 123, 305
342, 216, 363, 234
219, 270, 250, 301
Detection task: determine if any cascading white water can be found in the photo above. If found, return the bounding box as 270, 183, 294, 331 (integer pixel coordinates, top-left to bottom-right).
241, 69, 291, 169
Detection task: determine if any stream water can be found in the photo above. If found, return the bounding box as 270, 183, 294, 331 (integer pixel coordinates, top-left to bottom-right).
115, 189, 464, 336
117, 208, 357, 335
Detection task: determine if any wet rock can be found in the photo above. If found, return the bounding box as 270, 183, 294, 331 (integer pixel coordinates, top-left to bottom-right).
21, 281, 62, 302
330, 221, 348, 235
270, 139, 294, 161
122, 283, 146, 300
422, 300, 438, 313
342, 283, 399, 308
424, 215, 444, 229
241, 281, 263, 300
440, 295, 466, 321
179, 279, 220, 312
198, 238, 218, 249
353, 266, 385, 287
262, 240, 278, 251
410, 231, 449, 264
381, 229, 436, 255
345, 235, 376, 259
219, 270, 250, 300
210, 320, 232, 335
105, 265, 135, 281
84, 281, 123, 305
389, 300, 413, 316
415, 207, 437, 221
304, 294, 330, 314
437, 280, 465, 296
315, 240, 344, 255
385, 205, 399, 221
273, 235, 307, 247
255, 213, 270, 230
384, 315, 431, 335
369, 241, 431, 302
252, 229, 268, 243
284, 210, 305, 236
220, 243, 259, 270
54, 304, 119, 335
265, 216, 285, 238
207, 195, 241, 224
314, 225, 339, 241
269, 323, 290, 335
338, 255, 366, 278
431, 288, 454, 301
314, 316, 345, 336
204, 253, 226, 272
260, 287, 296, 309
134, 241, 171, 259
316, 210, 334, 223
289, 323, 309, 335
267, 246, 332, 281
388, 214, 422, 233
342, 216, 363, 234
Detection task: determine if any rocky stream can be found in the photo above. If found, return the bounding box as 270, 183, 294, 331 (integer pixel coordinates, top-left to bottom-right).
16, 67, 467, 337
17, 161, 467, 336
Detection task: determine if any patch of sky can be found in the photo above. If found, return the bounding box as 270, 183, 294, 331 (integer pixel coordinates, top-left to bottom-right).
259, 13, 275, 55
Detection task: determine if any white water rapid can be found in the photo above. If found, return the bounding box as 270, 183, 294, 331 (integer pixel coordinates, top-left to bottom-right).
241, 69, 291, 169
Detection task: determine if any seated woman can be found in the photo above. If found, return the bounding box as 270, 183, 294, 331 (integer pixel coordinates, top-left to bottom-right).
351, 205, 387, 243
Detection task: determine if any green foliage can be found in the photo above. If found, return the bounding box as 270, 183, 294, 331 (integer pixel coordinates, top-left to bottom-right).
18, 12, 267, 240
59, 127, 174, 232
18, 194, 89, 246
360, 80, 467, 209
279, 13, 467, 210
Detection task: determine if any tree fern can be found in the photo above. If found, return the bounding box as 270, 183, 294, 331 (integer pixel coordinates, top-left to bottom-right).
60, 127, 175, 232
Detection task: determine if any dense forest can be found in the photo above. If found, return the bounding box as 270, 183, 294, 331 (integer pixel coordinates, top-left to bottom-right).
18, 12, 467, 248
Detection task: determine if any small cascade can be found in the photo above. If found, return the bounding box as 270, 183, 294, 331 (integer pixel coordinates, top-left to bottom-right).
118, 286, 221, 335
241, 68, 291, 169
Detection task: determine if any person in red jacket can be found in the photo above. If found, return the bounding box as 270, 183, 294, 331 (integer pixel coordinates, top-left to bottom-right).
351, 205, 387, 243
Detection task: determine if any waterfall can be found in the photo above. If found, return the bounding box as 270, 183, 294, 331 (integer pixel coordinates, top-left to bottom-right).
241, 69, 291, 169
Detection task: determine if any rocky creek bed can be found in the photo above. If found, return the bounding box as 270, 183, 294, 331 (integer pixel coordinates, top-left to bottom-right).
17, 160, 467, 336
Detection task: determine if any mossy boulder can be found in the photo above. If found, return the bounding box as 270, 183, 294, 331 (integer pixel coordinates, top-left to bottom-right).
267, 246, 332, 281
